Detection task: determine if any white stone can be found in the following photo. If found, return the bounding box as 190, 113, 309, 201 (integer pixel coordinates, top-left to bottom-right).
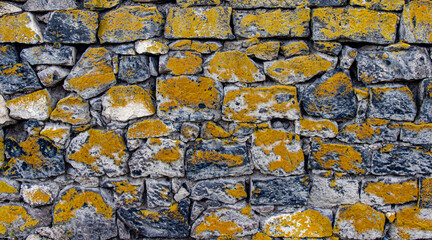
0, 2, 21, 17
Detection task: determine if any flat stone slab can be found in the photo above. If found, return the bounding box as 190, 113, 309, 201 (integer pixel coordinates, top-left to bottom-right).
0, 63, 42, 95
0, 13, 43, 44
400, 0, 432, 43
21, 45, 76, 66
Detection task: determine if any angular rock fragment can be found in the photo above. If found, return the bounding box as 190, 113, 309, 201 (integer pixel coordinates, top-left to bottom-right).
51, 95, 91, 125
246, 42, 280, 61
313, 41, 342, 56
0, 63, 42, 95
339, 45, 357, 69
37, 66, 70, 87
0, 2, 21, 17
181, 123, 200, 141
40, 122, 71, 147
337, 118, 400, 144
400, 0, 432, 43
21, 182, 59, 207
127, 119, 174, 139
420, 177, 432, 208
24, 0, 77, 11
169, 40, 222, 53
280, 40, 309, 58
7, 89, 53, 121
146, 179, 172, 208
160, 51, 203, 75
0, 45, 18, 65
361, 177, 417, 205
251, 176, 310, 205
135, 39, 169, 55
201, 121, 231, 139
101, 178, 144, 207
391, 205, 432, 239
309, 177, 359, 207
191, 179, 247, 204
21, 45, 76, 66
118, 55, 151, 83
295, 118, 338, 138
0, 178, 20, 201
0, 96, 13, 126
418, 79, 432, 123
0, 13, 43, 44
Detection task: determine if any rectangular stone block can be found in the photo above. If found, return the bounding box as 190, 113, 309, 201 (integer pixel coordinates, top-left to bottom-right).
361, 177, 418, 205
228, 0, 346, 8
0, 13, 43, 44
400, 0, 432, 43
251, 176, 310, 205
401, 123, 432, 145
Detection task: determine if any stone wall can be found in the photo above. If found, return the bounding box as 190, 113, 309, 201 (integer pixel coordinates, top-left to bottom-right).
0, 0, 432, 239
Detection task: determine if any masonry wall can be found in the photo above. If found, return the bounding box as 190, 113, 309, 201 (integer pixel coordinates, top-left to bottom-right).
1, 0, 432, 239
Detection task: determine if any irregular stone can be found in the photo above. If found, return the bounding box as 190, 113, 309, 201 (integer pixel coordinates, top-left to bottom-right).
312, 7, 398, 44
280, 40, 309, 58
21, 45, 75, 66
64, 47, 116, 99
7, 89, 53, 121
51, 95, 91, 125
392, 205, 432, 239
313, 41, 342, 56
110, 44, 135, 55
165, 7, 234, 39
0, 45, 18, 64
0, 95, 14, 126
420, 177, 432, 208
264, 53, 337, 85
185, 139, 252, 180
234, 8, 310, 38
204, 50, 265, 83
99, 6, 164, 43
170, 40, 222, 54
309, 138, 370, 175
146, 179, 172, 208
246, 42, 280, 61
0, 204, 50, 238
181, 123, 200, 141
228, 0, 346, 8
178, 0, 221, 7
201, 121, 231, 139
251, 176, 310, 205
191, 208, 258, 239
4, 135, 65, 178
418, 79, 432, 123
295, 118, 338, 138
66, 129, 128, 177
0, 178, 20, 201
127, 119, 174, 139
40, 123, 71, 147
337, 118, 400, 144
262, 208, 333, 238
223, 86, 300, 122
129, 138, 185, 178
357, 48, 432, 84
334, 203, 385, 240
302, 69, 356, 119
340, 45, 357, 69
311, 177, 359, 208
118, 199, 190, 238
0, 2, 21, 17
24, 0, 77, 11
350, 0, 404, 11
44, 10, 98, 44
84, 0, 120, 10
102, 85, 155, 122
160, 51, 203, 75
21, 182, 59, 207
400, 0, 432, 43
135, 39, 169, 55
37, 66, 70, 87
0, 63, 42, 95
157, 76, 222, 122
368, 85, 417, 121
191, 179, 247, 204
102, 178, 144, 207
0, 13, 43, 44
361, 177, 417, 206
401, 123, 432, 145
118, 55, 151, 84
53, 186, 117, 240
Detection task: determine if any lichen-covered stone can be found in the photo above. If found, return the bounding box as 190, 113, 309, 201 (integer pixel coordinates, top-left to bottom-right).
64, 47, 116, 99
0, 63, 42, 95
21, 182, 59, 207
181, 123, 200, 141
178, 0, 221, 7
234, 8, 310, 38
357, 48, 432, 84
302, 69, 356, 119
0, 178, 20, 201
0, 204, 50, 238
135, 39, 169, 55
392, 205, 432, 239
337, 118, 400, 144
295, 118, 338, 138
146, 179, 172, 208
7, 89, 53, 121
228, 0, 346, 8
4, 135, 65, 178
400, 0, 432, 44
24, 0, 77, 11
165, 7, 233, 39
169, 40, 222, 53
118, 55, 151, 83
418, 79, 432, 123
312, 7, 398, 44
129, 138, 185, 178
334, 203, 385, 240
280, 40, 309, 58
0, 13, 43, 44
0, 45, 18, 65
51, 95, 91, 125
204, 50, 265, 83
262, 208, 333, 238
66, 129, 128, 177
368, 85, 417, 121
53, 186, 117, 240
420, 177, 432, 208
21, 45, 75, 66
400, 123, 432, 145
157, 75, 222, 121
340, 45, 357, 69
361, 177, 417, 206
246, 42, 280, 61
251, 176, 310, 205
309, 177, 359, 207
0, 2, 21, 17
127, 119, 174, 139
44, 10, 98, 44
101, 178, 144, 207
84, 0, 120, 10
0, 96, 13, 126
40, 123, 71, 147
201, 121, 231, 139
264, 53, 337, 85
37, 66, 70, 87
185, 139, 252, 180
191, 179, 247, 204
350, 0, 404, 11
160, 51, 203, 75
313, 41, 342, 56
223, 86, 300, 122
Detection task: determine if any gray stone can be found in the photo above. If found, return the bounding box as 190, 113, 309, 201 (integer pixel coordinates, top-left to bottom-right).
117, 219, 131, 240
337, 119, 400, 144
0, 178, 20, 201
181, 122, 200, 142
280, 40, 310, 58
21, 45, 76, 66
0, 95, 14, 126
295, 118, 338, 138
21, 182, 59, 207
174, 187, 190, 202
400, 0, 432, 44
185, 139, 252, 181
250, 176, 310, 206
101, 178, 144, 207
420, 177, 432, 208
418, 79, 432, 123
361, 177, 418, 206
36, 226, 68, 240
40, 122, 71, 147
357, 48, 432, 84
313, 41, 342, 56
309, 176, 359, 207
24, 0, 77, 11
146, 179, 172, 208
37, 66, 70, 87
111, 43, 136, 55
0, 63, 42, 95
400, 123, 432, 145
191, 179, 247, 204
0, 45, 18, 65
390, 205, 432, 239
118, 55, 151, 84
339, 45, 357, 69
0, 2, 21, 17
191, 201, 206, 221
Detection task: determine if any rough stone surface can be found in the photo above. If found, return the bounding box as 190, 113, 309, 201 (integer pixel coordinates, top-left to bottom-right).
350, 0, 404, 11
418, 79, 432, 123
0, 178, 20, 201
101, 178, 144, 207
309, 177, 359, 207
50, 95, 91, 125
0, 13, 43, 44
228, 0, 346, 8
40, 122, 71, 147
246, 41, 280, 61
251, 176, 310, 205
420, 177, 432, 208
24, 0, 77, 11
160, 51, 203, 75
337, 118, 400, 144
146, 178, 172, 208
400, 123, 432, 145
0, 63, 42, 95
0, 2, 21, 17
0, 45, 18, 65
7, 89, 53, 121
190, 179, 246, 204
21, 45, 75, 66
118, 55, 151, 83
0, 95, 13, 126
295, 118, 338, 138
127, 119, 174, 139
280, 40, 309, 58
400, 0, 432, 44
201, 121, 231, 139
0, 204, 50, 238
340, 45, 357, 69
361, 177, 417, 206
135, 39, 169, 55
37, 66, 70, 87
391, 205, 432, 240
21, 182, 59, 207
84, 0, 120, 10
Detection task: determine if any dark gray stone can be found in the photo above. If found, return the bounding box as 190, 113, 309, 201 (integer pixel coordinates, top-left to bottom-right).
309, 0, 347, 6
0, 63, 42, 94
24, 0, 77, 11
0, 45, 18, 65
146, 179, 172, 208
400, 123, 432, 145
418, 79, 432, 123
313, 41, 342, 56
118, 55, 151, 84
21, 45, 76, 66
190, 179, 247, 204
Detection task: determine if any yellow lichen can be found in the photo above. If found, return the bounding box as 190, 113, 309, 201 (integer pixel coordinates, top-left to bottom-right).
252, 232, 272, 240
127, 120, 172, 139
420, 177, 432, 207
189, 150, 245, 167
149, 139, 182, 164
0, 13, 42, 44
350, 0, 404, 11
246, 42, 280, 59
396, 206, 432, 239
0, 205, 39, 235
364, 180, 418, 204
402, 123, 432, 133
401, 0, 432, 43
202, 122, 231, 139
40, 128, 69, 144
0, 181, 18, 194
165, 51, 202, 75
51, 95, 90, 125
299, 118, 338, 134
104, 85, 155, 114
281, 41, 309, 57
84, 0, 119, 10
224, 183, 247, 199
138, 202, 185, 223
340, 118, 390, 141
6, 89, 52, 118
335, 203, 385, 234
195, 213, 243, 239
191, 41, 220, 53
170, 40, 192, 50
112, 180, 139, 204
25, 189, 51, 204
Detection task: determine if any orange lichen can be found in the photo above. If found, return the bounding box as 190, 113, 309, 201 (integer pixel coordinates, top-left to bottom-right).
202, 122, 231, 139
191, 41, 220, 53
335, 203, 385, 234
84, 0, 119, 9
25, 189, 51, 204
420, 177, 432, 207
396, 206, 432, 239
371, 86, 414, 101
40, 127, 69, 143
112, 180, 139, 204
103, 85, 155, 118
165, 51, 202, 75
252, 232, 272, 240
364, 180, 418, 204
402, 0, 432, 43
340, 118, 390, 141
195, 213, 243, 239
51, 95, 90, 125
150, 139, 183, 164
189, 150, 244, 167
0, 13, 42, 44
281, 41, 309, 57
314, 72, 352, 98
224, 183, 247, 199
6, 89, 53, 119
0, 205, 39, 234
127, 120, 172, 139
350, 0, 404, 11
138, 203, 185, 223
299, 118, 338, 134
402, 123, 432, 133
246, 42, 280, 59
0, 181, 18, 194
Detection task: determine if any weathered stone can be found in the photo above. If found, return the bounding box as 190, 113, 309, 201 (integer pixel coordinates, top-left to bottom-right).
0, 204, 50, 238
302, 69, 356, 119
313, 41, 342, 56
418, 79, 432, 123
368, 85, 417, 121
401, 123, 432, 145
84, 0, 120, 10
64, 47, 116, 99
7, 89, 53, 121
337, 118, 400, 144
165, 7, 234, 39
101, 178, 144, 207
181, 123, 200, 141
350, 0, 404, 11
99, 7, 164, 43
309, 177, 359, 207
312, 7, 398, 44
170, 40, 222, 53
135, 39, 169, 55
191, 207, 258, 239
185, 139, 252, 180
21, 182, 59, 207
309, 138, 370, 175
53, 186, 117, 240
37, 66, 70, 87
334, 203, 385, 240
0, 45, 18, 65
204, 50, 265, 83
24, 0, 77, 11
44, 10, 98, 44
157, 76, 222, 122
400, 0, 432, 44
234, 8, 310, 38
191, 179, 247, 204
0, 2, 21, 17
0, 178, 20, 201
0, 63, 42, 95
0, 13, 43, 44
118, 55, 151, 84
280, 40, 309, 58
262, 208, 333, 238
118, 199, 190, 238
420, 177, 432, 208
178, 0, 221, 7
146, 179, 172, 208
4, 135, 65, 178
295, 118, 338, 138
0, 95, 14, 126
392, 205, 432, 239
51, 95, 91, 125
127, 119, 174, 139
251, 176, 309, 205
40, 122, 71, 147
357, 48, 432, 84
110, 44, 135, 55
228, 0, 346, 8
201, 121, 231, 139
66, 129, 128, 177
223, 86, 300, 122
129, 138, 185, 178
160, 51, 203, 75
361, 177, 417, 206
264, 53, 337, 85
246, 42, 280, 61
21, 45, 76, 66
339, 45, 357, 69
